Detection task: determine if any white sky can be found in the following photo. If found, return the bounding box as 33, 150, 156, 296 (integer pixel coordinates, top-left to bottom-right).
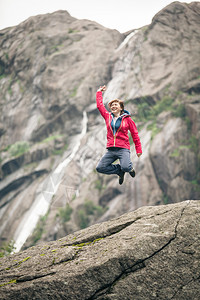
0, 0, 192, 33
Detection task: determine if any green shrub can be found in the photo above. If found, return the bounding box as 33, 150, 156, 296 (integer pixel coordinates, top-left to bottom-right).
135, 96, 173, 122
69, 86, 78, 97
153, 96, 173, 116
52, 143, 68, 156
0, 61, 5, 76
170, 148, 180, 158
71, 193, 76, 201
77, 209, 89, 229
9, 141, 30, 157
40, 135, 68, 156
41, 134, 63, 143
84, 200, 104, 216
30, 213, 48, 246
57, 204, 73, 223
0, 240, 16, 257
147, 121, 160, 140
94, 205, 104, 216
68, 28, 79, 34
173, 103, 186, 118
5, 53, 9, 61
77, 200, 105, 229
189, 135, 199, 154
0, 74, 6, 80
84, 200, 95, 215
191, 180, 200, 192
170, 144, 192, 158
68, 28, 74, 34
185, 117, 192, 131
163, 194, 169, 205
137, 102, 152, 121
94, 179, 102, 191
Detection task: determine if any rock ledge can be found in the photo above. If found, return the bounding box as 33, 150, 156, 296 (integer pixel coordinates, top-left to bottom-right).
0, 200, 199, 299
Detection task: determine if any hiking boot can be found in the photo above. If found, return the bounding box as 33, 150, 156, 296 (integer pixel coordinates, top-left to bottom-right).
129, 168, 136, 178
119, 171, 125, 185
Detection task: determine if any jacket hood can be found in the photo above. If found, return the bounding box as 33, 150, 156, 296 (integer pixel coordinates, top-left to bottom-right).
111, 109, 130, 118
122, 109, 130, 117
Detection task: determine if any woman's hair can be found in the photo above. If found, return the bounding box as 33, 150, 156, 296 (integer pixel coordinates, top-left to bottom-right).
108, 99, 124, 114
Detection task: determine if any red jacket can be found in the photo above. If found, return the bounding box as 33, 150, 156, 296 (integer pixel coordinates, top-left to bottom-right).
96, 91, 142, 153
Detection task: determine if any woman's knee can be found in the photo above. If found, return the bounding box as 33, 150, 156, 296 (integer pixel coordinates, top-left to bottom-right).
121, 164, 132, 173
96, 164, 105, 173
96, 165, 101, 173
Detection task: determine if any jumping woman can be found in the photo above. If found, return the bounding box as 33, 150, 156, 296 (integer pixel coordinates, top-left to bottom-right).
96, 85, 142, 185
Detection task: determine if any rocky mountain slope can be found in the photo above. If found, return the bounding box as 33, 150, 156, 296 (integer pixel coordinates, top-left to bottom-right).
0, 200, 199, 299
0, 2, 200, 251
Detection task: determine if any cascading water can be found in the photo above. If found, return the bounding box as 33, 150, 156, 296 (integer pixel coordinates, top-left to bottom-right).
104, 29, 143, 102
13, 111, 88, 252
115, 30, 138, 52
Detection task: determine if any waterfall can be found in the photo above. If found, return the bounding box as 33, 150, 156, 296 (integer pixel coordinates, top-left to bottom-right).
115, 30, 138, 52
13, 111, 88, 252
104, 28, 142, 102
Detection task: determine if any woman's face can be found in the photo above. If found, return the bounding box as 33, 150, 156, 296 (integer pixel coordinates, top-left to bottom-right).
110, 101, 122, 115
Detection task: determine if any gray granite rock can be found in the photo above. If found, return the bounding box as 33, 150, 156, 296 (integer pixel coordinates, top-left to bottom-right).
0, 200, 199, 299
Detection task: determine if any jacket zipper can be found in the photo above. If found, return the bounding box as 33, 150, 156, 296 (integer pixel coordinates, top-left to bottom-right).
114, 117, 124, 147
109, 114, 125, 147
109, 114, 117, 146
114, 122, 123, 146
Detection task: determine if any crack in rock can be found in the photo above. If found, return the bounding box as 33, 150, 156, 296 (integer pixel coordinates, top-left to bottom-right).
170, 275, 200, 299
87, 201, 191, 299
86, 260, 146, 300
62, 218, 142, 247
16, 271, 56, 283
63, 209, 174, 248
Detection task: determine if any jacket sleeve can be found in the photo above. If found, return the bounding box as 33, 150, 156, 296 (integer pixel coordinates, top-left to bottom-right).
128, 118, 142, 154
96, 91, 109, 119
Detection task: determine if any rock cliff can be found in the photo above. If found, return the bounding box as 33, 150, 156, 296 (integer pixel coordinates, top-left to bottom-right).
0, 2, 200, 250
0, 200, 200, 299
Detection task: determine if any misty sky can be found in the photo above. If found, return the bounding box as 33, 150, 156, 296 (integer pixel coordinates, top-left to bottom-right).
0, 0, 192, 32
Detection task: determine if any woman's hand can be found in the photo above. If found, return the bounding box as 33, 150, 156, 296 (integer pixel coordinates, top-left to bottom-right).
97, 85, 106, 92
137, 153, 142, 157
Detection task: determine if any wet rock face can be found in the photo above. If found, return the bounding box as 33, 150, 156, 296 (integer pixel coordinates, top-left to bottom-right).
104, 1, 200, 101
0, 2, 200, 249
0, 10, 123, 245
150, 118, 197, 202
0, 200, 199, 299
0, 10, 122, 146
